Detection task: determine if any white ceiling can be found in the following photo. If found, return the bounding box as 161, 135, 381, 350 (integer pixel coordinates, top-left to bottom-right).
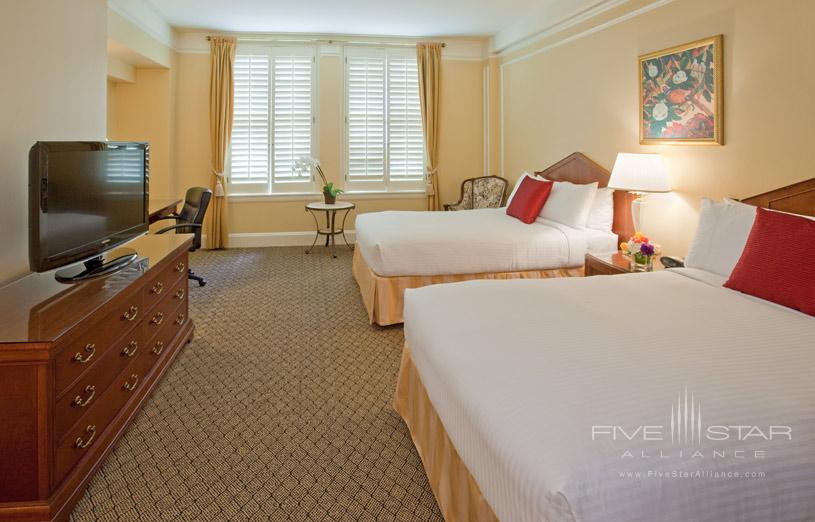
144, 0, 597, 38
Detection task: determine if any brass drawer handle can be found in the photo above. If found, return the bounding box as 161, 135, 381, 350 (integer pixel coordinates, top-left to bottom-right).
150, 312, 164, 326
73, 343, 96, 364
75, 425, 96, 449
175, 261, 185, 272
174, 288, 185, 301
174, 314, 185, 326
152, 341, 165, 355
72, 385, 96, 408
151, 281, 164, 295
121, 340, 139, 358
123, 373, 139, 391
122, 305, 139, 322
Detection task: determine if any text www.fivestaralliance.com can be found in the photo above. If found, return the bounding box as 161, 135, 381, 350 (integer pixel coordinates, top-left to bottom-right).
619, 470, 766, 480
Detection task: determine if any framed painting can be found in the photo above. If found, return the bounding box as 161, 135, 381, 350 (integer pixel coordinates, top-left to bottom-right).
639, 35, 723, 145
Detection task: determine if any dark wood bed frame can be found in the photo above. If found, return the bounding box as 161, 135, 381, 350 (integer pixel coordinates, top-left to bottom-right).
741, 177, 815, 217
534, 152, 635, 245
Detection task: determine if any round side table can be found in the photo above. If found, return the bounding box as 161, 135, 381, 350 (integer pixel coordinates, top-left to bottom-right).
304, 201, 355, 258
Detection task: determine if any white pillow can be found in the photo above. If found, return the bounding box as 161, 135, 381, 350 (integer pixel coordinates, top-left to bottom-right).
505, 172, 531, 206
684, 198, 757, 277
586, 187, 614, 232
537, 181, 598, 229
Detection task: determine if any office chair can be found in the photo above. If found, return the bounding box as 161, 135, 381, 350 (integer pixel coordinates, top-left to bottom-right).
154, 187, 212, 286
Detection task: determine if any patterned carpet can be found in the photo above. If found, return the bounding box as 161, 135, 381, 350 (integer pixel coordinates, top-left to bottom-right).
71, 247, 442, 522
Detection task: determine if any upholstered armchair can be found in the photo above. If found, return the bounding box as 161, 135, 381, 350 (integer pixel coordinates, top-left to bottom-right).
443, 176, 508, 211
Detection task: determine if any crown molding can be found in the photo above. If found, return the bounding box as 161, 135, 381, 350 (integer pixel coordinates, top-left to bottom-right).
492, 0, 669, 56
499, 0, 673, 66
175, 30, 488, 60
107, 0, 174, 48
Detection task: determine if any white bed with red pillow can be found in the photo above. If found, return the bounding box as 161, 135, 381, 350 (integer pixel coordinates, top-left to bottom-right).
355, 207, 617, 277
356, 172, 618, 277
352, 152, 633, 325
396, 187, 815, 521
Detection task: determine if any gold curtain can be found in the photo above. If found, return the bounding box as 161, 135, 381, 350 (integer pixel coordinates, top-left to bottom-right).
416, 43, 442, 211
207, 36, 236, 249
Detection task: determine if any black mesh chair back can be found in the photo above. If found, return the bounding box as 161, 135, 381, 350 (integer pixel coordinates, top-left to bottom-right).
165, 187, 212, 251
154, 187, 212, 286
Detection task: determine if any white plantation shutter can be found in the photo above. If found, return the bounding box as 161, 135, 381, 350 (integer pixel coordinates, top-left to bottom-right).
387, 57, 423, 179
272, 54, 313, 181
229, 46, 317, 194
347, 54, 385, 179
345, 47, 424, 190
230, 53, 270, 185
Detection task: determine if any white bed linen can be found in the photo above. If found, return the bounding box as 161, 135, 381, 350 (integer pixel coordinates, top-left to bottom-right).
355, 208, 611, 277
404, 271, 815, 522
584, 228, 618, 256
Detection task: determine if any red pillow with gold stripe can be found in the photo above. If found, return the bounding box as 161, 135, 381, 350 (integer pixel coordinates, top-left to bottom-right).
506, 177, 554, 224
724, 208, 815, 316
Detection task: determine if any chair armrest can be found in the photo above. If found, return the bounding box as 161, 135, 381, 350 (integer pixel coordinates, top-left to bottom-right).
152, 214, 181, 223
155, 223, 202, 235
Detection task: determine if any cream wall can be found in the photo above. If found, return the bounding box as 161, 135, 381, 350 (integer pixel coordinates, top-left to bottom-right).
108, 67, 176, 200
107, 79, 119, 137
0, 0, 108, 284
499, 0, 814, 255
174, 50, 485, 239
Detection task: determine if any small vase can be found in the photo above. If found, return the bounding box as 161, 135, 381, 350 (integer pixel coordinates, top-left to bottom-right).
631, 253, 653, 272
323, 191, 336, 205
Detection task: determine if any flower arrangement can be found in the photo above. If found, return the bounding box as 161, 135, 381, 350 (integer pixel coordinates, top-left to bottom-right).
620, 232, 658, 271
295, 157, 343, 204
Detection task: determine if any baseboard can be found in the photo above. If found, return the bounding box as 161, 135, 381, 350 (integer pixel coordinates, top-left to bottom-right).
222, 231, 357, 248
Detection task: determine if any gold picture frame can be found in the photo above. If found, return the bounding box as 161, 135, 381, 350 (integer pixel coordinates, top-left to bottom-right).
639, 35, 723, 145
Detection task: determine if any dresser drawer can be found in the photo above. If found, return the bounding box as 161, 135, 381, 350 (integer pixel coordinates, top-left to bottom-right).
143, 277, 188, 345
54, 327, 145, 441
143, 250, 188, 313
144, 298, 188, 375
54, 355, 148, 486
54, 291, 144, 394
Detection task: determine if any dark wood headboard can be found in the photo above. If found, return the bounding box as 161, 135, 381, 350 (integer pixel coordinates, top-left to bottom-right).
534, 152, 634, 244
740, 178, 815, 217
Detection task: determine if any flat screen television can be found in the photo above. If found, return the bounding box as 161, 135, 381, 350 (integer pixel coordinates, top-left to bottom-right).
29, 141, 149, 281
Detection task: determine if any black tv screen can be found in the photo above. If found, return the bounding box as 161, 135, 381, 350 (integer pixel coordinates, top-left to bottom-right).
29, 141, 149, 272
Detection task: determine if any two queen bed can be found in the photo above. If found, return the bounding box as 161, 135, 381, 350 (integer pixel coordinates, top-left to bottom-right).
394, 179, 815, 521
353, 153, 635, 325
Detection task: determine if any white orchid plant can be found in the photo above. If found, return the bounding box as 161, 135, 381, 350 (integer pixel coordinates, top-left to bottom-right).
295, 156, 343, 198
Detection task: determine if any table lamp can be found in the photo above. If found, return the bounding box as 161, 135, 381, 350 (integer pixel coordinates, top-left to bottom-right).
608, 153, 671, 233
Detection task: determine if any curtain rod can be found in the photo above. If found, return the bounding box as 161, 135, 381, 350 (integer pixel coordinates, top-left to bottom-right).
206, 35, 445, 47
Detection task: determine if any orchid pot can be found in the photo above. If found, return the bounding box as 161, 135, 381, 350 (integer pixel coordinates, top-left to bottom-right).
296, 156, 343, 206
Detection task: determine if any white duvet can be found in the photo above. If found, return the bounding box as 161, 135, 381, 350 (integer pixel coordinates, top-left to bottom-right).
355, 208, 617, 277
404, 269, 815, 522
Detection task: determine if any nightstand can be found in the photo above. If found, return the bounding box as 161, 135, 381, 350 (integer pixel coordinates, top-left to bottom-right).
584, 251, 666, 276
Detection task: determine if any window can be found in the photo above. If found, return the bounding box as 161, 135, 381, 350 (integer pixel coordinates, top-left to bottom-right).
344, 47, 424, 192
229, 46, 317, 194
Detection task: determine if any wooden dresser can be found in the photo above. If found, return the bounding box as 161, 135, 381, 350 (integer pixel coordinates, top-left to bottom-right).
0, 234, 195, 521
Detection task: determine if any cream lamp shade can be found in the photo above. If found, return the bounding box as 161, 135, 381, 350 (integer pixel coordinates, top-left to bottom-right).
608, 153, 671, 234
608, 153, 671, 193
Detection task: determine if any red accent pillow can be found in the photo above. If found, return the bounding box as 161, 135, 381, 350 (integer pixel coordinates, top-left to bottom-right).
506, 177, 553, 224
724, 208, 815, 316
